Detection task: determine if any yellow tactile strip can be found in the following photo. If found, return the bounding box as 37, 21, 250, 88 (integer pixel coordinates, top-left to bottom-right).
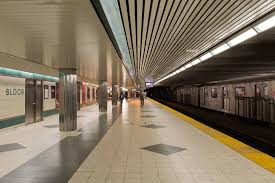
149, 99, 275, 174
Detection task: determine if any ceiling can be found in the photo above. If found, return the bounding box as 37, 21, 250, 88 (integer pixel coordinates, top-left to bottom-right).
101, 0, 275, 84
0, 0, 134, 87
160, 26, 275, 86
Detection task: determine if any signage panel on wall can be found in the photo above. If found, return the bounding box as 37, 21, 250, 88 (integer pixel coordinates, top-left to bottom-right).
0, 75, 25, 120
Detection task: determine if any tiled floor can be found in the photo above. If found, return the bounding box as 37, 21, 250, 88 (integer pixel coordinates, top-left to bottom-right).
0, 99, 274, 183
69, 99, 275, 183
0, 102, 117, 182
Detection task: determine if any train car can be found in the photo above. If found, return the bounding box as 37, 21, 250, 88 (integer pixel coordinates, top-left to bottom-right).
152, 79, 275, 125
198, 81, 275, 124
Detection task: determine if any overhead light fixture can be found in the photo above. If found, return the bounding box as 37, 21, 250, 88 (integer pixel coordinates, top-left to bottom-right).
227, 28, 257, 46
211, 43, 230, 55
199, 52, 213, 61
254, 15, 275, 32
180, 66, 186, 71
155, 13, 275, 86
185, 63, 192, 68
191, 59, 201, 65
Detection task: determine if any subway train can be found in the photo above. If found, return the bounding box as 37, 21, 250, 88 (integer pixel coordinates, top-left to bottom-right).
149, 80, 275, 125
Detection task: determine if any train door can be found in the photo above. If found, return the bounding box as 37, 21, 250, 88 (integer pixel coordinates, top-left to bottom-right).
255, 84, 270, 122
255, 84, 262, 120
184, 89, 191, 105
255, 85, 262, 97
180, 88, 184, 103
202, 87, 207, 105
222, 86, 229, 111
25, 79, 43, 124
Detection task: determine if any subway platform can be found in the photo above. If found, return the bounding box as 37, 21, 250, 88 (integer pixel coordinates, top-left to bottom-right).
0, 100, 274, 183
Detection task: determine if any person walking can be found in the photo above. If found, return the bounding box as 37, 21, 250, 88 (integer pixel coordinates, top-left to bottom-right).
140, 91, 145, 105
119, 92, 124, 104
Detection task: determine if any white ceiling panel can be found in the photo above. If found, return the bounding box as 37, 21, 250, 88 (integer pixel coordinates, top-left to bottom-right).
0, 0, 134, 87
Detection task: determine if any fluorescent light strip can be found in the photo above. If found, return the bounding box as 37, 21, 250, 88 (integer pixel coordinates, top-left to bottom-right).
211, 43, 230, 55
185, 63, 192, 68
180, 66, 186, 71
227, 28, 257, 46
199, 52, 213, 61
155, 14, 275, 85
254, 15, 275, 32
191, 59, 201, 65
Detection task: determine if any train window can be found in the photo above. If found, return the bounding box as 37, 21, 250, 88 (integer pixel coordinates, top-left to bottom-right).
235, 87, 245, 97
204, 88, 208, 96
255, 85, 261, 97
211, 88, 218, 98
264, 86, 269, 96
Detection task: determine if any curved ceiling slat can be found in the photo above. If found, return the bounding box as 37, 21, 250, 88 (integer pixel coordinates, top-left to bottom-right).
105, 0, 275, 84
156, 1, 275, 77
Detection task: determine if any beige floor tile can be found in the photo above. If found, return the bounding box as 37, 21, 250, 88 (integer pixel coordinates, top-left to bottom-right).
68, 171, 92, 183
64, 100, 274, 183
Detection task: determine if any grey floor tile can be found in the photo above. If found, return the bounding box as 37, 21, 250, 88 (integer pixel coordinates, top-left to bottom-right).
141, 144, 186, 156
140, 115, 156, 118
141, 124, 166, 129
44, 125, 59, 128
0, 143, 26, 152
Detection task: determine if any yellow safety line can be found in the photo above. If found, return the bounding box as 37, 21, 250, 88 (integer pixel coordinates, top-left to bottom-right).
149, 99, 275, 174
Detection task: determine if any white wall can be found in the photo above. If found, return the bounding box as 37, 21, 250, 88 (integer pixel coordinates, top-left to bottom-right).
0, 75, 25, 120
43, 81, 56, 111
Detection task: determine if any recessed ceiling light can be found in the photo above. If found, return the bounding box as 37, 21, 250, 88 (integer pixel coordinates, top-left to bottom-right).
211, 44, 230, 55
254, 15, 275, 32
227, 28, 257, 46
180, 67, 186, 71
191, 59, 201, 65
185, 63, 192, 68
199, 52, 213, 61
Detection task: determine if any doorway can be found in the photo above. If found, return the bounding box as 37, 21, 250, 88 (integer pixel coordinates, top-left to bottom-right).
222, 86, 229, 111
25, 79, 43, 124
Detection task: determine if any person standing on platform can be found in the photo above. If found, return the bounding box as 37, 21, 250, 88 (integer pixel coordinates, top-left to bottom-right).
125, 91, 128, 100
119, 92, 124, 104
140, 91, 145, 105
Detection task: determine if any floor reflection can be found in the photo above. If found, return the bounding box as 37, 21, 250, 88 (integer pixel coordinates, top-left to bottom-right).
0, 103, 122, 183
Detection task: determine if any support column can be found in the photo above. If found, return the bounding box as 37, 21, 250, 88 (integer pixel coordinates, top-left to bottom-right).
112, 84, 118, 105
98, 81, 108, 112
112, 58, 118, 105
59, 70, 77, 131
